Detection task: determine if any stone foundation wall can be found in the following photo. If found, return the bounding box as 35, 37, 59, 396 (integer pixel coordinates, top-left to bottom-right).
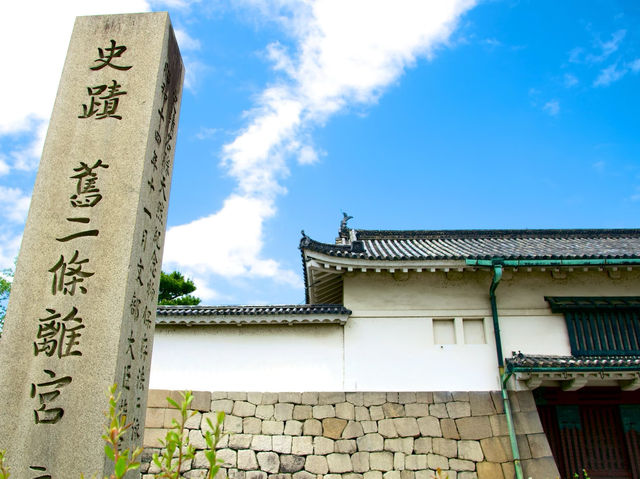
142, 391, 559, 479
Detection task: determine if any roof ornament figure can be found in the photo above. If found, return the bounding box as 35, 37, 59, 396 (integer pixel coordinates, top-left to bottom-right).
340, 212, 353, 237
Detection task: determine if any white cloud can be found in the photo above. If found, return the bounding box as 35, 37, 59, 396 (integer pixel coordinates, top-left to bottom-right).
594, 62, 627, 87
175, 28, 201, 51
0, 232, 22, 270
0, 187, 31, 223
629, 58, 640, 73
543, 100, 560, 116
1, 1, 151, 171
164, 0, 476, 300
564, 73, 578, 88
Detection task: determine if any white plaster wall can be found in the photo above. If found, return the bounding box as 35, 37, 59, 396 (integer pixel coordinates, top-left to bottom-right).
149, 324, 344, 391
343, 316, 499, 391
500, 315, 571, 358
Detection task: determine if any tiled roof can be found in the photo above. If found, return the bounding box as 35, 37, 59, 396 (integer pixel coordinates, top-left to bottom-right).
156, 304, 351, 325
300, 229, 640, 261
506, 353, 640, 371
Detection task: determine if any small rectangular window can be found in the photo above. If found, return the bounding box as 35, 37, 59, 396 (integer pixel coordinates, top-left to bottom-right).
463, 318, 486, 344
433, 319, 456, 344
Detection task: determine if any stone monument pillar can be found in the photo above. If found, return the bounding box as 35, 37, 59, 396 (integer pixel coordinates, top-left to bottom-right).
0, 13, 183, 478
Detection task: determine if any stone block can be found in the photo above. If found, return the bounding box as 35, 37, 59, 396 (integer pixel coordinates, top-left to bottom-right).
285, 420, 303, 436
246, 471, 267, 479
320, 392, 346, 404
370, 452, 393, 471
456, 417, 492, 440
189, 429, 207, 449
362, 421, 378, 434
304, 455, 328, 474
336, 402, 356, 420
384, 437, 414, 454
398, 392, 417, 404
457, 441, 483, 462
385, 471, 401, 479
224, 415, 244, 434
417, 416, 442, 437
400, 471, 415, 479
313, 405, 336, 419
192, 391, 212, 412
185, 411, 203, 429
269, 475, 292, 479
293, 405, 313, 420
336, 439, 357, 453
345, 475, 364, 479
447, 402, 471, 419
479, 437, 509, 463
257, 405, 275, 420
314, 436, 335, 455
301, 392, 319, 405
476, 462, 503, 479
490, 391, 504, 414
244, 417, 262, 434
364, 472, 383, 479
352, 451, 370, 472
458, 473, 478, 479
506, 392, 520, 412
229, 434, 253, 450
432, 438, 457, 458
145, 407, 164, 429
340, 421, 364, 439
513, 412, 544, 435
429, 403, 449, 419
238, 450, 258, 470
433, 392, 453, 403
383, 403, 405, 418
148, 390, 176, 408
355, 407, 371, 421
275, 403, 295, 421
370, 406, 384, 420
404, 403, 428, 417
327, 453, 353, 473
229, 393, 248, 401
501, 462, 515, 479
263, 420, 285, 435
279, 393, 302, 404
387, 393, 399, 402
211, 392, 228, 400
413, 437, 432, 454
489, 414, 508, 437
346, 392, 365, 406
415, 392, 433, 404
378, 419, 399, 438
219, 449, 238, 468
363, 392, 388, 406
280, 455, 305, 473
392, 418, 420, 437
292, 436, 313, 455
449, 459, 474, 471
247, 392, 263, 405
452, 392, 470, 401
273, 435, 293, 454
292, 472, 315, 479
527, 433, 553, 458
405, 454, 428, 470
228, 469, 245, 479
143, 428, 168, 448
261, 393, 279, 405
468, 392, 495, 417
323, 418, 348, 439
441, 419, 460, 440
428, 454, 449, 470
303, 419, 322, 436
357, 433, 384, 452
515, 391, 537, 412
514, 434, 531, 460
394, 452, 405, 470
251, 435, 272, 452
256, 452, 280, 474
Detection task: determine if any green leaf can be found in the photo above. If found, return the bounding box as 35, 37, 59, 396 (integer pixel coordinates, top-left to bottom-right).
104, 444, 115, 461
114, 456, 127, 478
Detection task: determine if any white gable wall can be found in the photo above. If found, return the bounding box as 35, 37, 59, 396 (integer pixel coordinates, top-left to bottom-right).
149, 268, 640, 391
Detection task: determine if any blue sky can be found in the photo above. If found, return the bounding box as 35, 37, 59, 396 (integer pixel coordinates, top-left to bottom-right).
1, 0, 639, 306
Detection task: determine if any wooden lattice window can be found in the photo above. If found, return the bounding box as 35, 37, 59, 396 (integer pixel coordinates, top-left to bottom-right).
546, 297, 640, 356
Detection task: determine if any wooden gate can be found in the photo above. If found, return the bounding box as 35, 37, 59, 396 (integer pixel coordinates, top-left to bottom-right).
536, 388, 640, 479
